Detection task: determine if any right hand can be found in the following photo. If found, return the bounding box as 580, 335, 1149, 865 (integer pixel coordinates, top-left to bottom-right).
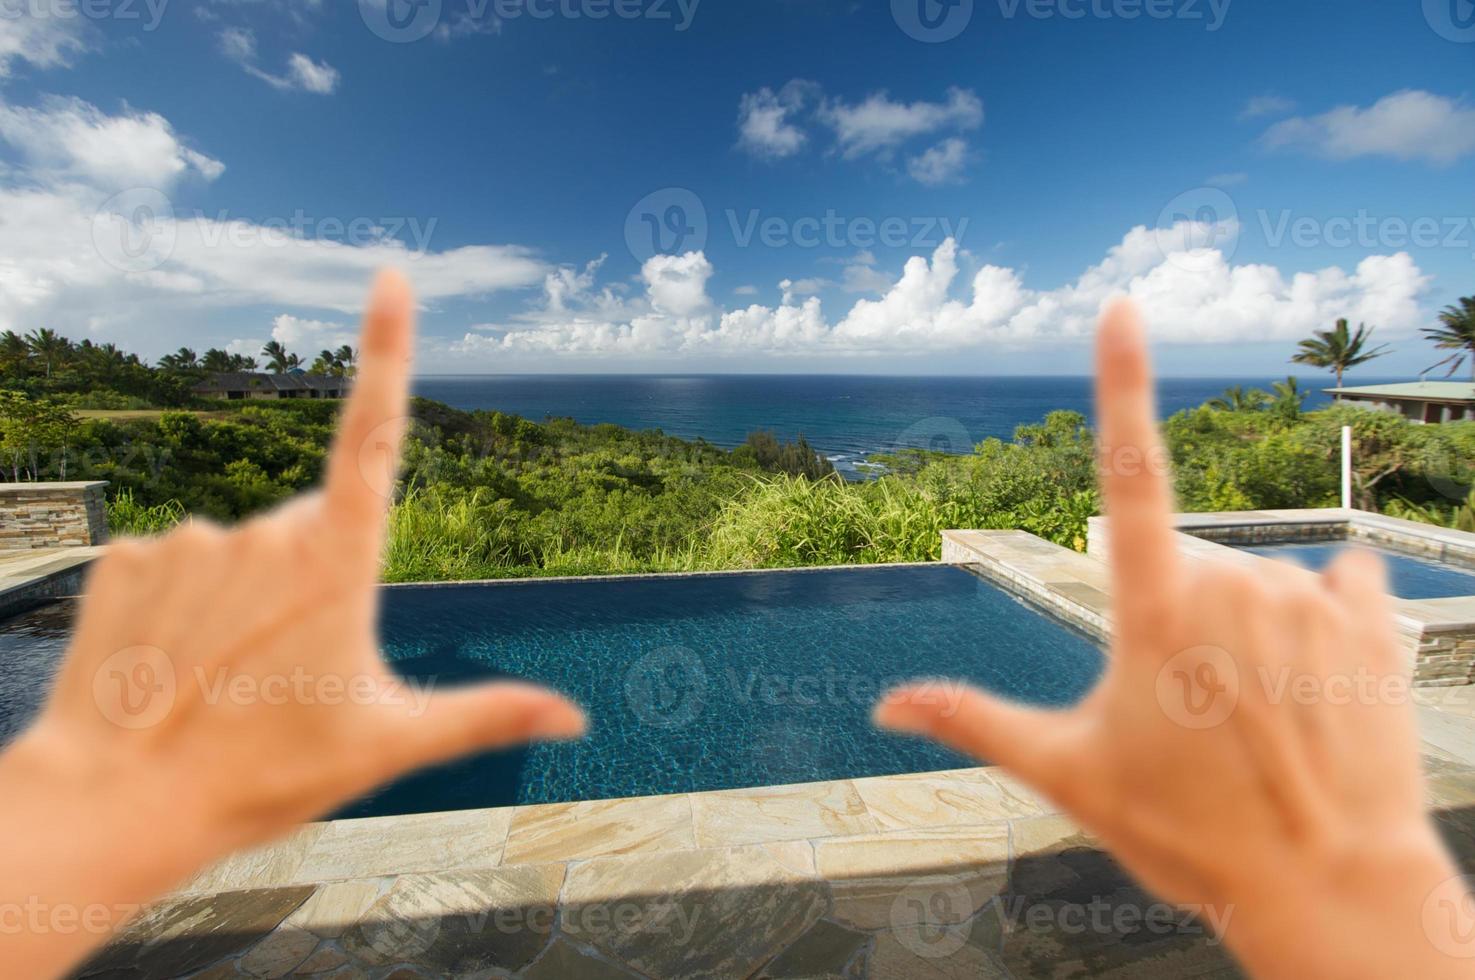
876, 300, 1473, 978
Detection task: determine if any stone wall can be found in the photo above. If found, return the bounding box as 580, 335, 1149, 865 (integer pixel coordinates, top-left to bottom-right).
1179, 520, 1346, 546
0, 481, 108, 549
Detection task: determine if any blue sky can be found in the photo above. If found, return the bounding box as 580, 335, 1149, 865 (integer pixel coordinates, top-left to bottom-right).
0, 0, 1471, 376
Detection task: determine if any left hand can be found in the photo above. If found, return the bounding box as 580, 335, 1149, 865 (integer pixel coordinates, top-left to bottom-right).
0, 270, 586, 979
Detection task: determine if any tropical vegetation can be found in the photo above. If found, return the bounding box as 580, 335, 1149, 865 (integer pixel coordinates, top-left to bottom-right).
1291, 318, 1389, 387
1, 321, 1472, 581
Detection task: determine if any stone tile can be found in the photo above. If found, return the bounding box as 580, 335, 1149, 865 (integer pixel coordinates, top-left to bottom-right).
76, 887, 315, 979
853, 773, 1040, 830
183, 826, 327, 894
503, 794, 694, 865
690, 781, 877, 847
238, 926, 318, 977
761, 840, 818, 877
521, 938, 640, 979
561, 843, 827, 979
292, 944, 350, 974
338, 865, 563, 974
1003, 816, 1240, 978
295, 808, 512, 882
814, 826, 1009, 931
869, 925, 1010, 979
284, 880, 386, 939
758, 918, 868, 978
1010, 813, 1093, 858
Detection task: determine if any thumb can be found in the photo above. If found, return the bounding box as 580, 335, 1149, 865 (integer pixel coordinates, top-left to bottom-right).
384, 681, 586, 774
874, 682, 1079, 803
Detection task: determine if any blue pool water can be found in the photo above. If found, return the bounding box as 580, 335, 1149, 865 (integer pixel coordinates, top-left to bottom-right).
0, 566, 1103, 818
1242, 542, 1475, 600
353, 565, 1103, 817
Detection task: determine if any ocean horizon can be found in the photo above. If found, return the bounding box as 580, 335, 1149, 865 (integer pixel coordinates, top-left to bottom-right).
413, 374, 1402, 479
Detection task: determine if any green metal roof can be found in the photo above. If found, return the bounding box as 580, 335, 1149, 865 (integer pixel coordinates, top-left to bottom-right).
1325, 382, 1475, 402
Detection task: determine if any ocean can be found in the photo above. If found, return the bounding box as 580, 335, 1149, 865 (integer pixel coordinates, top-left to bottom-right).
411, 375, 1370, 479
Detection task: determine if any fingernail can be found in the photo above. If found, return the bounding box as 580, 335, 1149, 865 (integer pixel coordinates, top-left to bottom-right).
529, 702, 588, 741
873, 700, 926, 735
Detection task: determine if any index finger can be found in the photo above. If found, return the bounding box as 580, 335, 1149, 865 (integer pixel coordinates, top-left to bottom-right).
324, 269, 414, 529
1095, 300, 1179, 634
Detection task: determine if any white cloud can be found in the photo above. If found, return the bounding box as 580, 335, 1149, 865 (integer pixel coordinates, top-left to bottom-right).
1238, 94, 1295, 120
820, 87, 982, 159
0, 96, 224, 190
836, 252, 893, 295
1261, 90, 1475, 165
270, 313, 354, 350
735, 83, 982, 184
0, 97, 547, 352
736, 81, 816, 159
456, 223, 1429, 359
219, 27, 340, 94
906, 138, 970, 186
0, 9, 89, 77
645, 251, 713, 316
281, 53, 339, 95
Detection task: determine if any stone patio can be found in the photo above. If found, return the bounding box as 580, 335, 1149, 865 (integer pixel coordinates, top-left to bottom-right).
71, 756, 1475, 979
58, 510, 1475, 977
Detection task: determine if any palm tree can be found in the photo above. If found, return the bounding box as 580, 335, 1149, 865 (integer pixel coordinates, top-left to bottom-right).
0, 331, 28, 371
202, 348, 234, 372
261, 340, 298, 373
24, 328, 70, 379
1424, 296, 1475, 380
157, 347, 199, 371
311, 349, 341, 376
1207, 385, 1267, 412
1268, 376, 1307, 420
334, 345, 356, 377
1291, 318, 1389, 388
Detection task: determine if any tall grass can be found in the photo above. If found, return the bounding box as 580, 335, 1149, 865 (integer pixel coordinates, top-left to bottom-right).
702, 474, 950, 568
107, 489, 186, 536
380, 470, 1098, 582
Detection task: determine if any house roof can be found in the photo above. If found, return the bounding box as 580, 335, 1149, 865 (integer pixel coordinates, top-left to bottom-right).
194, 372, 270, 390
301, 374, 348, 390
193, 371, 349, 393
1325, 382, 1475, 403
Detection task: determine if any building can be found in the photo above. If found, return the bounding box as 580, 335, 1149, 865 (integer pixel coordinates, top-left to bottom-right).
194, 371, 351, 400
1325, 382, 1475, 424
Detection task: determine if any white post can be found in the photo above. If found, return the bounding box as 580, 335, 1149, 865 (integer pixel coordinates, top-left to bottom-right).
1341, 425, 1353, 510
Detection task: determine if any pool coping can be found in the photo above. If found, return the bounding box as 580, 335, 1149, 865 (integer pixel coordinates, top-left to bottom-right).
381, 559, 943, 588
0, 546, 102, 619
944, 511, 1475, 686
1091, 509, 1475, 686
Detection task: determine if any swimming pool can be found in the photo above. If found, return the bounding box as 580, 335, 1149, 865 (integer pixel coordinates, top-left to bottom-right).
1241, 542, 1475, 600
0, 565, 1104, 818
